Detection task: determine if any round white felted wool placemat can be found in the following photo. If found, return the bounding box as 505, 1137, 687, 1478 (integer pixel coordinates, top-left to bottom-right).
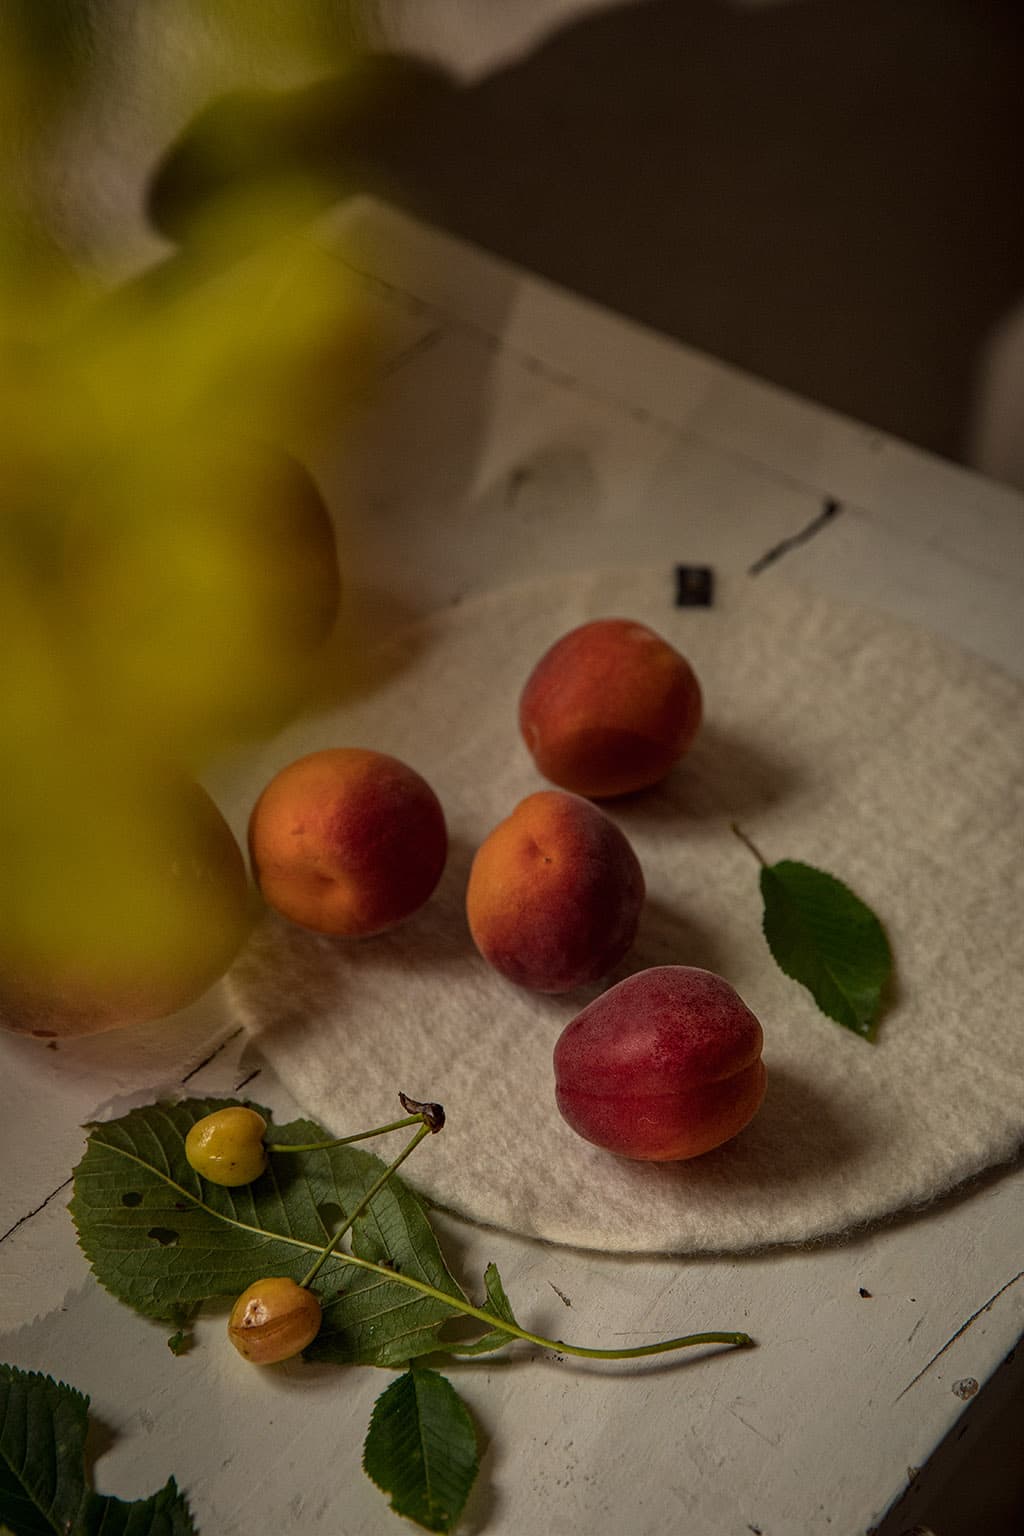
223, 568, 1024, 1254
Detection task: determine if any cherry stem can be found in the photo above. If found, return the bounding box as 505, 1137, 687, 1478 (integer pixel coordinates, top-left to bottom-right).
269, 1112, 427, 1155
322, 1248, 754, 1360
298, 1121, 433, 1289
731, 821, 768, 867
260, 1096, 749, 1362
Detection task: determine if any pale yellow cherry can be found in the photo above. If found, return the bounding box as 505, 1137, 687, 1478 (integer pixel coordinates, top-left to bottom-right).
185, 1107, 268, 1186
228, 1277, 322, 1363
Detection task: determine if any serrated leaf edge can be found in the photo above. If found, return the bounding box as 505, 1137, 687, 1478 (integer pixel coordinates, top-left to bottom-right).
0, 1364, 198, 1536
71, 1101, 469, 1367
448, 1263, 522, 1358
759, 859, 891, 1039
362, 1368, 478, 1534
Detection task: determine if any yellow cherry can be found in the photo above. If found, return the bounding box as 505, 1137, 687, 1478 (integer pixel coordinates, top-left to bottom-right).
227, 1277, 322, 1363
185, 1106, 268, 1186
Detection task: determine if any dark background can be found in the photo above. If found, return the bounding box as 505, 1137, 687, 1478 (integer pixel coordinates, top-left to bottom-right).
151, 0, 1024, 482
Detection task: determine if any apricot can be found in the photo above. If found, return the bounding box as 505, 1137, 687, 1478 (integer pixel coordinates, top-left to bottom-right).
0, 771, 251, 1038
553, 966, 766, 1160
518, 617, 702, 798
248, 748, 447, 937
466, 790, 645, 993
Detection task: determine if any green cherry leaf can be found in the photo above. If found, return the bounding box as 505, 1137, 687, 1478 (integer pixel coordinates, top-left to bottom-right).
758, 859, 892, 1039
363, 1368, 478, 1534
305, 1165, 469, 1368
0, 1364, 197, 1536
449, 1264, 522, 1358
69, 1099, 467, 1367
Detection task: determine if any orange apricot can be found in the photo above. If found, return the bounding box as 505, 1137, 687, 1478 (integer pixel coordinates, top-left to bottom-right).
248, 748, 447, 937
466, 790, 644, 993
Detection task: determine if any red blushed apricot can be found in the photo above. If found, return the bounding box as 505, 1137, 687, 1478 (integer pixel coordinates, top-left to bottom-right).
553, 966, 766, 1160
466, 790, 645, 993
248, 748, 447, 937
518, 618, 702, 798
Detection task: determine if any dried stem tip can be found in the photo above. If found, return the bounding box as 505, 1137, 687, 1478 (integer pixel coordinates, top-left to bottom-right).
398, 1092, 445, 1132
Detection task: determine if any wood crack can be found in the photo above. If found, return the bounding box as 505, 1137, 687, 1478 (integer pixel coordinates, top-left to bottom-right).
180, 1026, 243, 1084
894, 1269, 1024, 1402
0, 1176, 73, 1246
748, 497, 843, 575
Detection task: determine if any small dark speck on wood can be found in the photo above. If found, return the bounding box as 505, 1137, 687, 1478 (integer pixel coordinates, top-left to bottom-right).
674, 563, 714, 607
859, 1287, 873, 1298
506, 465, 533, 504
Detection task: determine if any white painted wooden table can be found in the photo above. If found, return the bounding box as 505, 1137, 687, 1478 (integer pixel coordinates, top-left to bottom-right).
2, 200, 1022, 1536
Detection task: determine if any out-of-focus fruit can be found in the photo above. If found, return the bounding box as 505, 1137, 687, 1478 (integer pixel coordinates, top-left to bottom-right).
0, 769, 251, 1038
67, 442, 341, 750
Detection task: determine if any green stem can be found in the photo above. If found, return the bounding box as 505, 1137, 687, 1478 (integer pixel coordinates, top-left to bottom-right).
299, 1122, 433, 1290
327, 1248, 753, 1360
102, 1139, 751, 1362
731, 821, 768, 867
269, 1113, 426, 1155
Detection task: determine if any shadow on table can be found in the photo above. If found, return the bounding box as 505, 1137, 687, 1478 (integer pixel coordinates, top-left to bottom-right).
675, 1059, 871, 1196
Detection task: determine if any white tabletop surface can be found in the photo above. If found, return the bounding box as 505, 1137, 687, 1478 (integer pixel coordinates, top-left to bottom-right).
2, 198, 1022, 1536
